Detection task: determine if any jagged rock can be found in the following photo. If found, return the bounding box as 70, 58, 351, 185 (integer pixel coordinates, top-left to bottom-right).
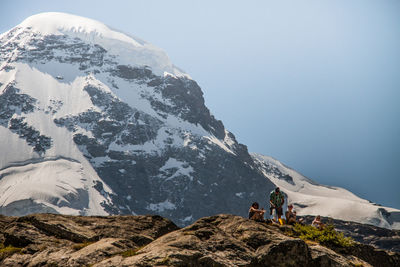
92, 214, 400, 267
309, 244, 373, 267
0, 214, 178, 266
0, 213, 398, 266
251, 239, 310, 266
26, 238, 128, 267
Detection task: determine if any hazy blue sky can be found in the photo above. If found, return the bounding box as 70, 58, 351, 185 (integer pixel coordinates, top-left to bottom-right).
1, 0, 399, 209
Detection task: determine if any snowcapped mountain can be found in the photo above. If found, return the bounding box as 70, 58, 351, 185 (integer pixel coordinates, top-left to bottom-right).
0, 12, 275, 226
252, 153, 400, 230
0, 12, 399, 229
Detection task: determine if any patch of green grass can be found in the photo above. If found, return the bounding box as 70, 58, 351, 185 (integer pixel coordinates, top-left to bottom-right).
120, 246, 145, 257
291, 224, 354, 248
0, 243, 23, 259
72, 241, 95, 251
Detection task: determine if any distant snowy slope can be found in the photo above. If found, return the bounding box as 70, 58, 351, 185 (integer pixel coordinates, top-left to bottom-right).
0, 158, 108, 216
252, 153, 400, 230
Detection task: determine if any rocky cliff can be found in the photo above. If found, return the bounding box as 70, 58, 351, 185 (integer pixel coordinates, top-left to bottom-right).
0, 213, 398, 267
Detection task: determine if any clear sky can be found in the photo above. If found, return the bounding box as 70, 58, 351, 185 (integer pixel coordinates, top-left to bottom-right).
1, 0, 399, 209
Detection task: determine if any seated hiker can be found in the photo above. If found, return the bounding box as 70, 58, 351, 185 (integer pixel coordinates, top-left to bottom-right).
285, 204, 297, 225
269, 187, 285, 222
285, 204, 304, 225
248, 202, 265, 221
294, 211, 305, 224
312, 215, 325, 229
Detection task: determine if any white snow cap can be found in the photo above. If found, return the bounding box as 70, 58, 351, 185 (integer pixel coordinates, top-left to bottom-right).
19, 12, 142, 46
17, 12, 187, 77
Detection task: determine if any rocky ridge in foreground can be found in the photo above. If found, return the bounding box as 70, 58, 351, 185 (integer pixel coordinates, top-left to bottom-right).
0, 213, 398, 266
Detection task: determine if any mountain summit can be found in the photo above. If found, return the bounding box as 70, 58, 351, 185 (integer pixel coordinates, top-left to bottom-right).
0, 12, 275, 225
14, 12, 182, 76
0, 12, 399, 229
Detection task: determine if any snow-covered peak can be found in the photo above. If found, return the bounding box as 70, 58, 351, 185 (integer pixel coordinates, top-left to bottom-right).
11, 12, 186, 77
18, 12, 142, 47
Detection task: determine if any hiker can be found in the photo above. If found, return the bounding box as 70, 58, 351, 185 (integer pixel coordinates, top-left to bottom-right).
269, 187, 284, 222
285, 204, 297, 225
312, 215, 325, 230
248, 202, 265, 221
284, 204, 305, 225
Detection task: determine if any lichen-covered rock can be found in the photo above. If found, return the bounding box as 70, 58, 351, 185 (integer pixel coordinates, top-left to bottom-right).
92, 214, 400, 267
0, 213, 178, 266
0, 213, 398, 266
251, 239, 310, 266
309, 244, 373, 267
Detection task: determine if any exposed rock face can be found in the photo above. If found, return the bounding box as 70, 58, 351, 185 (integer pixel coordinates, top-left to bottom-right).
0, 84, 51, 154
0, 213, 398, 267
0, 213, 178, 267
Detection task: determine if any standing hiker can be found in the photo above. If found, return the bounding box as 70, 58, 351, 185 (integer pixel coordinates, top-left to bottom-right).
269, 187, 285, 222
